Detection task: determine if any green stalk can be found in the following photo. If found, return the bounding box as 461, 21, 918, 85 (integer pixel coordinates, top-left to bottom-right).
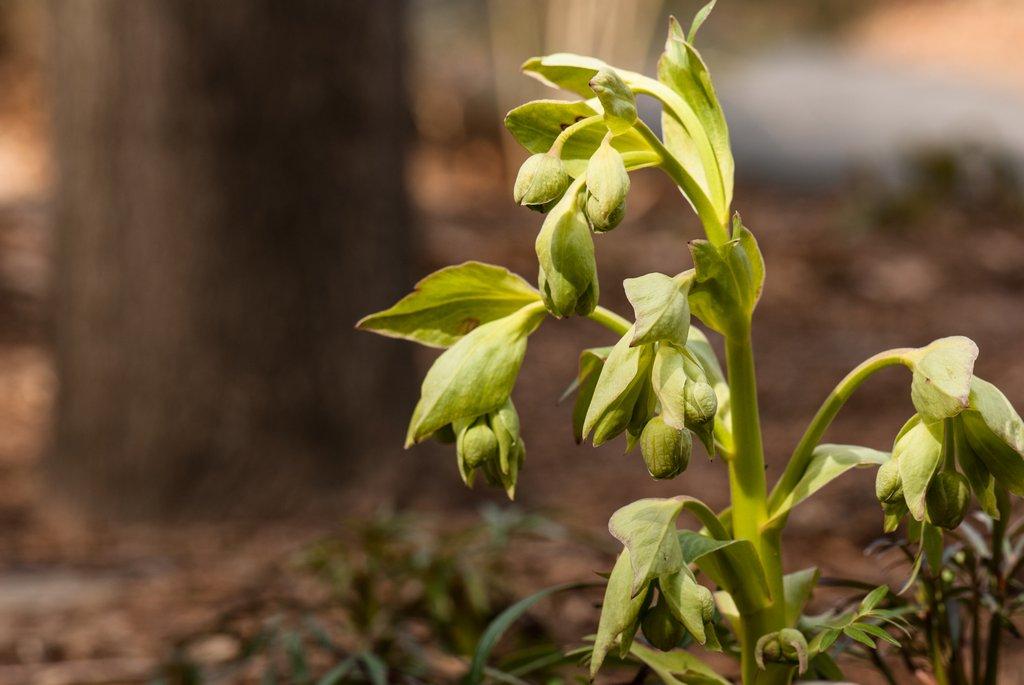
585, 305, 631, 336
768, 348, 913, 514
549, 114, 604, 156
724, 325, 788, 684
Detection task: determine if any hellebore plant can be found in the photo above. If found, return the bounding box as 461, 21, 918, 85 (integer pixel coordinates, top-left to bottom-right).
358, 5, 1024, 683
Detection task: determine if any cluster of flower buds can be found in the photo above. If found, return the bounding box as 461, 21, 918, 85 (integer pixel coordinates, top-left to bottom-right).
572, 318, 724, 479
448, 398, 525, 498
876, 375, 1024, 531
509, 65, 639, 319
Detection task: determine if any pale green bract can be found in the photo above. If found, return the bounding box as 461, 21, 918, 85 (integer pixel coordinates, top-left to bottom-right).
356, 261, 540, 348
581, 326, 654, 445
405, 303, 545, 446
608, 497, 686, 596
962, 377, 1024, 495
591, 549, 649, 678
894, 417, 944, 521
625, 272, 693, 348
906, 336, 978, 422
687, 216, 764, 335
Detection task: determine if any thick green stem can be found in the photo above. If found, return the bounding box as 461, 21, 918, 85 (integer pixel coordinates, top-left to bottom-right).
725, 328, 769, 551
724, 325, 788, 684
767, 348, 914, 514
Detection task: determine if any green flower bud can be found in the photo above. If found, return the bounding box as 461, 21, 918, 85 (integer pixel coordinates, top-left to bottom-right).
513, 153, 570, 212
681, 353, 717, 454
459, 417, 499, 468
640, 416, 692, 480
589, 67, 638, 134
584, 136, 630, 232
926, 470, 970, 530
536, 186, 599, 318
641, 595, 686, 651
875, 458, 904, 504
588, 199, 625, 233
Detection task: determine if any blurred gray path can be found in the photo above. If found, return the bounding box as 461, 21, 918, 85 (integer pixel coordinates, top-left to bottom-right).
714, 46, 1024, 187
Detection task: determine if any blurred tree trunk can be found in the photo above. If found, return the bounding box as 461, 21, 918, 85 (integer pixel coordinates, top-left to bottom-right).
48, 0, 415, 518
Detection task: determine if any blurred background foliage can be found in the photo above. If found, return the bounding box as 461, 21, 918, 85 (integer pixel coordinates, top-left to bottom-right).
0, 0, 1021, 682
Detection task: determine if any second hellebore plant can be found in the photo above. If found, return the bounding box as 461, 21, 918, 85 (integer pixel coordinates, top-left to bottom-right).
359, 5, 1024, 683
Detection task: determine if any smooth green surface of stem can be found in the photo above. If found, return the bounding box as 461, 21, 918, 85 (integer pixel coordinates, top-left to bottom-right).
767, 348, 914, 514
633, 120, 729, 246
586, 305, 631, 336
725, 328, 769, 553
724, 326, 788, 684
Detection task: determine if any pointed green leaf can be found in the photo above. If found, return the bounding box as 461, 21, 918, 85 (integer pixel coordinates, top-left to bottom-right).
626, 641, 730, 685
465, 582, 588, 685
624, 272, 693, 348
608, 498, 686, 595
357, 262, 541, 348
677, 531, 771, 613
907, 336, 978, 421
842, 625, 876, 650
768, 444, 889, 523
688, 1, 717, 42
591, 550, 649, 678
657, 27, 733, 209
783, 567, 820, 626
895, 418, 945, 521
859, 586, 889, 613
405, 304, 544, 445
